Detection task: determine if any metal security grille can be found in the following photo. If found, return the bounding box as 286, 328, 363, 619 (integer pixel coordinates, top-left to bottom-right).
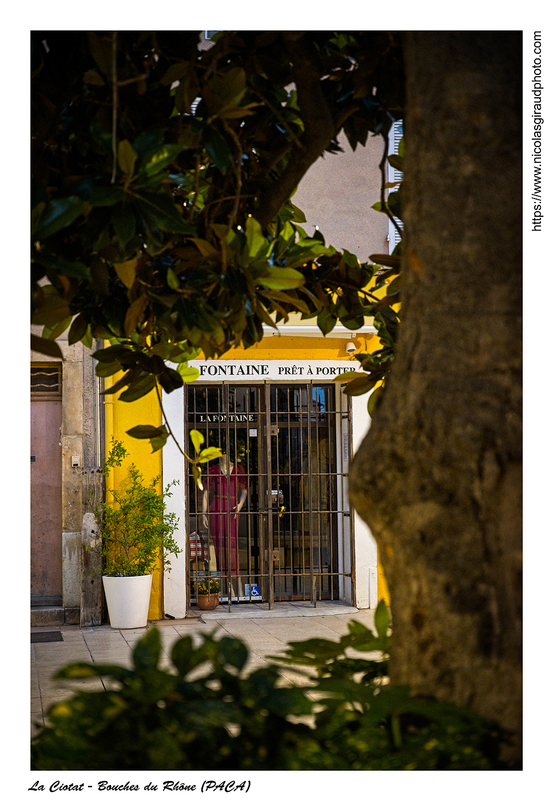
185, 382, 354, 609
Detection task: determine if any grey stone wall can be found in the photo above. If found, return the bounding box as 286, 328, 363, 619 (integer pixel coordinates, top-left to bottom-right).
31, 327, 102, 624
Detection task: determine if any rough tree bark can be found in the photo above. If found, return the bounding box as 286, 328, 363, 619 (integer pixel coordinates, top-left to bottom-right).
349, 32, 522, 765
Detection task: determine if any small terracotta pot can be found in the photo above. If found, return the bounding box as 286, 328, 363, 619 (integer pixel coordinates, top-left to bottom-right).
196, 593, 219, 610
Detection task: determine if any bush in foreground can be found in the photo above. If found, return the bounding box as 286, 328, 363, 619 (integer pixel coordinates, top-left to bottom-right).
31, 602, 506, 770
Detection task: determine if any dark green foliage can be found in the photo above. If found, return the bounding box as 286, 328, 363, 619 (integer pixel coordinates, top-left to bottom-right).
31, 31, 404, 438
31, 602, 505, 770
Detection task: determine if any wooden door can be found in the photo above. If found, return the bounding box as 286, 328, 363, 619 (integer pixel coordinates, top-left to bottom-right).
31, 398, 63, 605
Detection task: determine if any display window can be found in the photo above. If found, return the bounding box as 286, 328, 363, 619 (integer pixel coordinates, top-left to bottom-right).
185, 383, 353, 607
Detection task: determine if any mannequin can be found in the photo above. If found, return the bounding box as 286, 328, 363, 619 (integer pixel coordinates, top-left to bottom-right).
202, 455, 247, 596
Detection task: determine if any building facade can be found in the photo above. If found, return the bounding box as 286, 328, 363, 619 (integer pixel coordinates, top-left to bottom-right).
31, 126, 395, 624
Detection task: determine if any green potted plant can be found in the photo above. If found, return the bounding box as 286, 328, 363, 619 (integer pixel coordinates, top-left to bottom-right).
196, 578, 220, 611
98, 439, 181, 628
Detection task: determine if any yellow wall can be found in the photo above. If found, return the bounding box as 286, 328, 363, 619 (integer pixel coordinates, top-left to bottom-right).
377, 547, 391, 606
104, 377, 164, 620
220, 330, 377, 361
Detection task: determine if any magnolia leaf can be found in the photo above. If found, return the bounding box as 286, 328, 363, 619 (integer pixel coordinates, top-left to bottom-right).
83, 69, 105, 86
124, 295, 148, 337
343, 376, 372, 396
31, 334, 63, 359
218, 66, 247, 107
87, 31, 111, 78
317, 308, 337, 336
150, 432, 169, 453
42, 315, 72, 341
126, 425, 166, 440
368, 385, 385, 417
33, 196, 84, 240
333, 369, 359, 383
289, 203, 306, 222
158, 367, 184, 394
191, 238, 219, 258
68, 314, 89, 345
369, 253, 401, 269
132, 628, 162, 670
92, 343, 135, 364
245, 216, 266, 262
388, 154, 404, 172
255, 267, 305, 290
88, 186, 126, 206
137, 144, 185, 179
203, 128, 233, 174
160, 61, 190, 86
114, 259, 137, 289
135, 191, 195, 235
198, 446, 224, 463
166, 268, 180, 290
374, 598, 390, 639
118, 140, 138, 177
261, 289, 310, 316
112, 202, 136, 247
118, 374, 157, 402
177, 364, 200, 382
33, 252, 90, 280
32, 294, 72, 326
168, 346, 199, 364
190, 430, 204, 454
94, 361, 122, 378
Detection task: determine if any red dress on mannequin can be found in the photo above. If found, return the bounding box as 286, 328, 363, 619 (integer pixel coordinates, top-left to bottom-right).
206, 462, 247, 575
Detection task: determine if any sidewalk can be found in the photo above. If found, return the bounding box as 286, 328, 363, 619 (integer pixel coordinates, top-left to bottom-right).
31, 601, 377, 736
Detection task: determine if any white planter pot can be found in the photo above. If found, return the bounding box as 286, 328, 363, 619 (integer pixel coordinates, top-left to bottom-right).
102, 574, 153, 629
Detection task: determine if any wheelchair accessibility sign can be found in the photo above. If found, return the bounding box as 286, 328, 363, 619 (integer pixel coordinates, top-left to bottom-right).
245, 584, 261, 599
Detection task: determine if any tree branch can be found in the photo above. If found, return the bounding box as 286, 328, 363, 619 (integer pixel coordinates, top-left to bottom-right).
255, 33, 336, 229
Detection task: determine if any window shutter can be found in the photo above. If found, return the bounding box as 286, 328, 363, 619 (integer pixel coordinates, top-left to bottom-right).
387, 120, 403, 254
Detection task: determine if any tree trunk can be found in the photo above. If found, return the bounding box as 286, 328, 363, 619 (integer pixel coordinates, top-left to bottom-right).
349, 32, 522, 766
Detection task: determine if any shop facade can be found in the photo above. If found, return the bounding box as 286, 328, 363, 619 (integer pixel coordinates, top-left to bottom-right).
160, 329, 386, 618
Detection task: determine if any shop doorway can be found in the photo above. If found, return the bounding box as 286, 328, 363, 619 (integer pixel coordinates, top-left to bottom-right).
185, 383, 353, 607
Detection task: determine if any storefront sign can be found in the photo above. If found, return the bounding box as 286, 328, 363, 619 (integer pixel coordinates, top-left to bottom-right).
198, 413, 257, 423
193, 360, 361, 381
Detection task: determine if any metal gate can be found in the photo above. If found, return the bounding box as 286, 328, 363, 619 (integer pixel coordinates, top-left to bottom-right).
185, 382, 354, 609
